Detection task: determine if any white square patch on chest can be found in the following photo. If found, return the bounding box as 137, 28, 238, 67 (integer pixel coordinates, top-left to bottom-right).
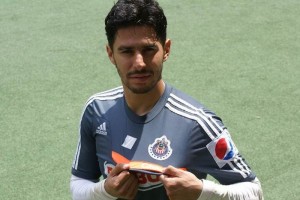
122, 135, 137, 150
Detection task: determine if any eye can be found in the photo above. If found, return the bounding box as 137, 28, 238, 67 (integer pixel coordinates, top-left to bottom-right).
120, 49, 133, 54
145, 47, 155, 52
143, 45, 157, 54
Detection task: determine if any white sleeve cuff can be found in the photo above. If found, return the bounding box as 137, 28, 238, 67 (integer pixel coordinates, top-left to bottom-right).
197, 178, 263, 200
198, 179, 227, 200
94, 179, 117, 200
70, 175, 117, 200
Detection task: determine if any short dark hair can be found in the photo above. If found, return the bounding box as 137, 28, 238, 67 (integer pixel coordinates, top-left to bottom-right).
105, 0, 167, 48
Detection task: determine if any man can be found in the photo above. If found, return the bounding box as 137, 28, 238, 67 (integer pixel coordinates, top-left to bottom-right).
70, 0, 263, 199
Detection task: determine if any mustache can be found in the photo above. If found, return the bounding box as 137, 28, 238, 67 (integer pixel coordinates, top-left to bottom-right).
127, 69, 153, 76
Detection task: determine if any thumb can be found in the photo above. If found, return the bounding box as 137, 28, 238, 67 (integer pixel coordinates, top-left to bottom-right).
109, 163, 130, 176
162, 165, 184, 177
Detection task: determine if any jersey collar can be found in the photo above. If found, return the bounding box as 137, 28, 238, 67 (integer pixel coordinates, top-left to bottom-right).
124, 83, 172, 123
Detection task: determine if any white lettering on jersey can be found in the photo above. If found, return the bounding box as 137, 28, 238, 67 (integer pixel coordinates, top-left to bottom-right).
104, 161, 115, 175
133, 172, 163, 191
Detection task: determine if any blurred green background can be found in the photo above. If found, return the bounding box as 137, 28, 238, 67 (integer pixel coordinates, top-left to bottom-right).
1, 0, 299, 199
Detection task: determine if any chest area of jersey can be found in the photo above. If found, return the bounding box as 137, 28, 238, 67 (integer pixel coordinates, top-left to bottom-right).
94, 115, 192, 168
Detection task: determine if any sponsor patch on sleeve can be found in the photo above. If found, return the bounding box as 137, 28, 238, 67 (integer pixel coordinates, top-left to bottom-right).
206, 130, 238, 168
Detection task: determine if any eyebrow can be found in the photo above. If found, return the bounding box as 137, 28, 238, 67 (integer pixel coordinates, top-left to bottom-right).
117, 43, 158, 51
145, 43, 158, 48
117, 46, 132, 52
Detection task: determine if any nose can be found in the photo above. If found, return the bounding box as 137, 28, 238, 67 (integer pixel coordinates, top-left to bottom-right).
133, 52, 146, 70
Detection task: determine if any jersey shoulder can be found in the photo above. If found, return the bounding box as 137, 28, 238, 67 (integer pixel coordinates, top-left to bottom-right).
168, 86, 207, 111
86, 86, 124, 103
81, 86, 124, 115
85, 86, 123, 105
167, 86, 225, 136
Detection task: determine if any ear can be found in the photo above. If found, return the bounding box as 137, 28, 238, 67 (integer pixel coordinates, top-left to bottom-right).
163, 39, 171, 62
106, 45, 116, 65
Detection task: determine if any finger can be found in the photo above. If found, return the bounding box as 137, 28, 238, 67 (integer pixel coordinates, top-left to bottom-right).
160, 174, 177, 188
114, 173, 138, 199
105, 171, 136, 198
159, 174, 167, 183
124, 175, 139, 198
163, 165, 184, 177
109, 163, 130, 177
114, 170, 134, 187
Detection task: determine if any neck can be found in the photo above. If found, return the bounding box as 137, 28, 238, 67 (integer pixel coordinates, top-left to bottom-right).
124, 81, 165, 116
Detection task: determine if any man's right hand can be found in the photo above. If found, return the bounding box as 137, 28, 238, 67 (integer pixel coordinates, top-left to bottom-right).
104, 164, 139, 199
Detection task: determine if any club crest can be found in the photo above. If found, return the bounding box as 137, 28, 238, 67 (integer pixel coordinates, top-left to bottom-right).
148, 135, 172, 160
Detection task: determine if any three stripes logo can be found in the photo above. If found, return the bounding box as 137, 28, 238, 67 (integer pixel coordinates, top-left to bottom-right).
96, 122, 107, 135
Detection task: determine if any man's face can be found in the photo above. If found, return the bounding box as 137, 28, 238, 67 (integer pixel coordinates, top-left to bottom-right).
106, 26, 170, 94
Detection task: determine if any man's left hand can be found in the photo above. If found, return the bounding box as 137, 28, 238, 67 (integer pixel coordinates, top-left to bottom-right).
160, 166, 203, 200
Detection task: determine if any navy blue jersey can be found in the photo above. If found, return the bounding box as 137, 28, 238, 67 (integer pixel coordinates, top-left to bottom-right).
72, 83, 256, 199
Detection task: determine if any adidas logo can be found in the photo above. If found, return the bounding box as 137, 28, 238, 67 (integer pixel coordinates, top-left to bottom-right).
96, 122, 107, 135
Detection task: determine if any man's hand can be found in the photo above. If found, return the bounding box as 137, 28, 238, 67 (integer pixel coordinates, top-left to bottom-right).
104, 164, 139, 199
160, 166, 203, 200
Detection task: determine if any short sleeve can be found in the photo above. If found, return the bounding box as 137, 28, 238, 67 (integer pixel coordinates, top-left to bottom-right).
71, 102, 101, 180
